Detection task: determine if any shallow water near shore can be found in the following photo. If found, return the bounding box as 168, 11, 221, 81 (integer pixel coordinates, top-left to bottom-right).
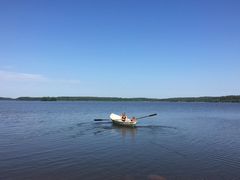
0, 101, 240, 180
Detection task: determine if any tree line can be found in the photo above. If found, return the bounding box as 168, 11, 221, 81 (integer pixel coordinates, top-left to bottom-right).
1, 95, 240, 102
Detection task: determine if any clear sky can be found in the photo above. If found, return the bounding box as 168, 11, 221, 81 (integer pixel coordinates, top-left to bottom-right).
0, 0, 240, 98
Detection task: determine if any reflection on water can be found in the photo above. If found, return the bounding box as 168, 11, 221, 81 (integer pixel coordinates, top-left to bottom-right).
93, 122, 138, 140
111, 124, 137, 139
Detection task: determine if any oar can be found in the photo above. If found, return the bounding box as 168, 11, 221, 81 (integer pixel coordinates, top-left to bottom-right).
136, 113, 157, 120
94, 118, 109, 121
94, 113, 157, 121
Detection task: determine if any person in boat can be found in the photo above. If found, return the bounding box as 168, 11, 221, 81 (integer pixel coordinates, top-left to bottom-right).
121, 112, 127, 122
131, 116, 137, 122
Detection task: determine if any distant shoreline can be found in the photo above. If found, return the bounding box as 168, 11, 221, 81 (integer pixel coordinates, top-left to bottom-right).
1, 95, 240, 103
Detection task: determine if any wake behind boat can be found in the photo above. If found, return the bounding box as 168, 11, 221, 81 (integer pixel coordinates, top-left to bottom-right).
110, 113, 137, 127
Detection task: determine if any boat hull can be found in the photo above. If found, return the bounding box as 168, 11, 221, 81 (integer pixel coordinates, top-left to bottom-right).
111, 120, 136, 127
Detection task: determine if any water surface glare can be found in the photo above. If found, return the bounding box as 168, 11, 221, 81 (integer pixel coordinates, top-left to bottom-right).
0, 101, 240, 180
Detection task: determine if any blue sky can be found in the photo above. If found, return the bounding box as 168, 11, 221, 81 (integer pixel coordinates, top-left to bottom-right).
0, 0, 240, 98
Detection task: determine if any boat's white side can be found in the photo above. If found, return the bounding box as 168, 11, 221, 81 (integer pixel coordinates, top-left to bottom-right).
110, 113, 137, 126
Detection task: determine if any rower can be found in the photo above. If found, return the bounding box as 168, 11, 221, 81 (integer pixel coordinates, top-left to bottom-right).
131, 116, 137, 122
121, 112, 127, 122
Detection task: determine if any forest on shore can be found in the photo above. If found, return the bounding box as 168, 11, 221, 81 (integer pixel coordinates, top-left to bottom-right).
1, 95, 240, 103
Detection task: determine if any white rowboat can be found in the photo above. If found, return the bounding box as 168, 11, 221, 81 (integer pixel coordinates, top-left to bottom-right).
110, 113, 137, 127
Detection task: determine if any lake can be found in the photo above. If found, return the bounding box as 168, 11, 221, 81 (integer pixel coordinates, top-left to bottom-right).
0, 101, 240, 180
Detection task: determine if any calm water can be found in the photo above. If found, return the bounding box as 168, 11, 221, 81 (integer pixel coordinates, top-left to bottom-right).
0, 101, 240, 180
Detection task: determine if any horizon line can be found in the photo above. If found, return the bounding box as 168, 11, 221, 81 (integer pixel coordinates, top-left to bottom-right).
1, 95, 240, 100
